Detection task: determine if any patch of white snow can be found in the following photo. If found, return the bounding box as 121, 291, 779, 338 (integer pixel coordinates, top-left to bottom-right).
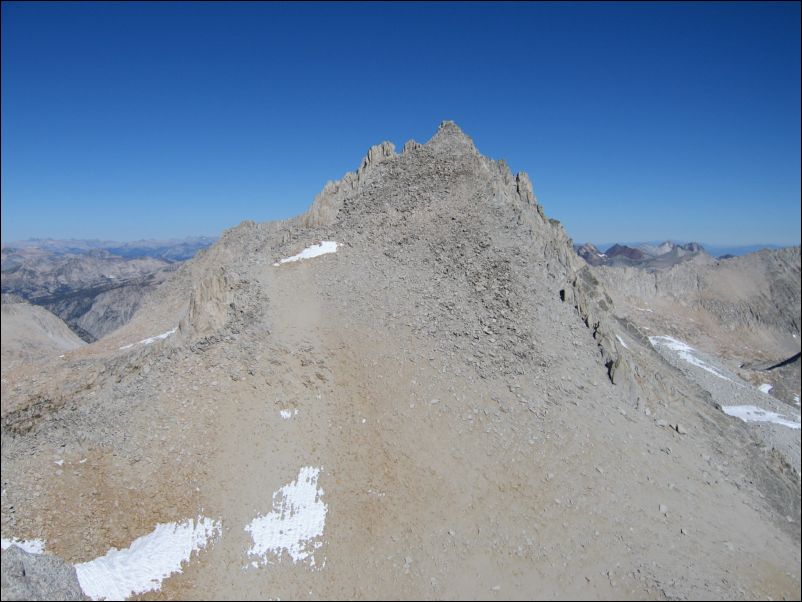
648, 336, 733, 382
616, 335, 629, 350
280, 409, 298, 420
119, 328, 177, 351
721, 405, 801, 430
274, 241, 338, 266
75, 516, 220, 601
758, 383, 773, 395
1, 537, 45, 554
245, 466, 327, 567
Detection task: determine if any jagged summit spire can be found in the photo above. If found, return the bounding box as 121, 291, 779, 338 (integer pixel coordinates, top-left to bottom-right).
437, 119, 465, 134
426, 120, 477, 154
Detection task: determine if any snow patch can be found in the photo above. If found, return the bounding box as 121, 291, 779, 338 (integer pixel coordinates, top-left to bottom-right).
120, 328, 177, 350
280, 409, 298, 419
75, 516, 220, 601
648, 336, 732, 382
758, 383, 773, 395
1, 537, 45, 554
615, 335, 629, 350
274, 241, 338, 266
721, 405, 801, 430
245, 466, 327, 567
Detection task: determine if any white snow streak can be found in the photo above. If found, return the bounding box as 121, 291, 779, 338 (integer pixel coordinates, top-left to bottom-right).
648, 336, 732, 381
245, 466, 327, 567
280, 409, 298, 419
616, 335, 630, 350
1, 537, 45, 554
721, 405, 801, 430
274, 241, 338, 266
758, 383, 773, 395
75, 516, 220, 601
120, 328, 177, 350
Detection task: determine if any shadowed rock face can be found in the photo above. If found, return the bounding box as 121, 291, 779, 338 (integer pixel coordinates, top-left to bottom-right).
605, 243, 646, 261
0, 546, 85, 601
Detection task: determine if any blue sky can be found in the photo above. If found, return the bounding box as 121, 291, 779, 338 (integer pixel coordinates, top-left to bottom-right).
2, 2, 800, 245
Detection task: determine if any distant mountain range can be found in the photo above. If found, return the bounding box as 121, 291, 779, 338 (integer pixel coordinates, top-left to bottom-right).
1, 236, 216, 342
2, 236, 217, 262
574, 240, 707, 268
574, 240, 793, 268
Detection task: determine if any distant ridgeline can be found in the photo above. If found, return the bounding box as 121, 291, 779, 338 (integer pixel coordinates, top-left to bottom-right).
1, 236, 216, 342
573, 240, 792, 268
2, 236, 217, 262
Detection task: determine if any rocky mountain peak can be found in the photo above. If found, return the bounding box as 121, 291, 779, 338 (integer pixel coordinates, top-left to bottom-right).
426, 120, 479, 155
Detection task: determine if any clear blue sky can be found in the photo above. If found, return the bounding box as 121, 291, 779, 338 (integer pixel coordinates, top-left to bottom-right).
2, 2, 800, 245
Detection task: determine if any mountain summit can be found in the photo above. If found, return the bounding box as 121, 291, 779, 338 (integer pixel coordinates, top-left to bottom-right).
2, 123, 799, 600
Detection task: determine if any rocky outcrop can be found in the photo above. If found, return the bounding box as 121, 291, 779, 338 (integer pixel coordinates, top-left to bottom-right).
402, 139, 421, 153
0, 546, 85, 601
179, 266, 235, 339
302, 141, 397, 228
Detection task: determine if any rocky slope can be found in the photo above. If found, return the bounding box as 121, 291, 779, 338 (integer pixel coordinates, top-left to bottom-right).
1, 300, 86, 369
1, 122, 799, 601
